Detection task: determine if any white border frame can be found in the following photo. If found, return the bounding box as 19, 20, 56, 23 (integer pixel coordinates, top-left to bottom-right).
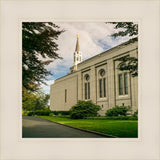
0, 0, 159, 160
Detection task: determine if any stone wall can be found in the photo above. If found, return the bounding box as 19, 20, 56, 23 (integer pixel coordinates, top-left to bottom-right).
50, 41, 138, 115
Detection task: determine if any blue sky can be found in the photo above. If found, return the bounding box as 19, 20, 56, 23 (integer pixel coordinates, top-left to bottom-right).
40, 22, 130, 94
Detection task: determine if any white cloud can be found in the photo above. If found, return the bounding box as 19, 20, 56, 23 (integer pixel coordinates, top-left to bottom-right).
41, 22, 130, 94
46, 22, 129, 72
40, 79, 54, 94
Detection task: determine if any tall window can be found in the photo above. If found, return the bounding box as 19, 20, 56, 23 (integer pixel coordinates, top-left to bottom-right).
85, 83, 87, 99
88, 82, 90, 99
118, 72, 128, 95
99, 79, 103, 98
84, 74, 90, 100
124, 73, 128, 94
99, 69, 106, 98
119, 74, 123, 95
103, 78, 106, 97
65, 89, 67, 103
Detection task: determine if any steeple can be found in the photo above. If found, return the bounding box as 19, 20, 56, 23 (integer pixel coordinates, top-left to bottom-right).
73, 33, 82, 71
75, 33, 80, 52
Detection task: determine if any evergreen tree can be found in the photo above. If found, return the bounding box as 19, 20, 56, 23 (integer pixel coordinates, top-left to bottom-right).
22, 22, 64, 91
108, 22, 138, 77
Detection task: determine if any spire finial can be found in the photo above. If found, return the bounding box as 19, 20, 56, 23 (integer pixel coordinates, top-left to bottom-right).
75, 33, 80, 52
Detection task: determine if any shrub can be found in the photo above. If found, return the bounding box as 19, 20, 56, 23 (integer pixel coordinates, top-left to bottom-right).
52, 111, 70, 115
27, 110, 51, 116
105, 106, 130, 117
22, 110, 30, 116
70, 100, 101, 119
133, 110, 138, 117
27, 110, 70, 117
49, 113, 55, 117
27, 111, 34, 116
35, 110, 51, 116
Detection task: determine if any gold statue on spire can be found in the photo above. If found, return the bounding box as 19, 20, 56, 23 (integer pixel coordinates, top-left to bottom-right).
77, 33, 79, 38
75, 33, 80, 52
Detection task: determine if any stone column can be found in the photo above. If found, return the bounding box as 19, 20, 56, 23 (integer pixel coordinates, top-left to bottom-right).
107, 59, 116, 108
90, 66, 96, 103
130, 50, 138, 112
77, 72, 82, 101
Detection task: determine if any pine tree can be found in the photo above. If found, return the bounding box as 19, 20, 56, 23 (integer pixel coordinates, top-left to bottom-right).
22, 22, 64, 91
108, 22, 138, 77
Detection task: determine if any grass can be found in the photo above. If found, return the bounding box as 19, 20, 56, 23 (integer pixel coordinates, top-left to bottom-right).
38, 116, 138, 138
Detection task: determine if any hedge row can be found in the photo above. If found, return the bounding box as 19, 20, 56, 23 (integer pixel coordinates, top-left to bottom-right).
27, 110, 70, 116
105, 106, 131, 116
84, 116, 138, 120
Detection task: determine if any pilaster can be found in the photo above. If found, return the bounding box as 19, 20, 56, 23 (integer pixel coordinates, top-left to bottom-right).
90, 66, 96, 103
107, 59, 116, 108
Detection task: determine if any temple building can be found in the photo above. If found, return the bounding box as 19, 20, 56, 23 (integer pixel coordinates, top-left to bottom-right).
50, 34, 138, 115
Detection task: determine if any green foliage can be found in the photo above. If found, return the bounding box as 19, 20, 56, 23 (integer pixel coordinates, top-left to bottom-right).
22, 88, 50, 111
22, 110, 30, 116
117, 55, 138, 77
107, 22, 138, 77
22, 22, 64, 91
26, 110, 70, 116
52, 111, 71, 116
109, 22, 138, 38
133, 110, 138, 118
85, 116, 137, 120
105, 106, 131, 117
27, 110, 51, 116
70, 100, 101, 119
49, 112, 55, 117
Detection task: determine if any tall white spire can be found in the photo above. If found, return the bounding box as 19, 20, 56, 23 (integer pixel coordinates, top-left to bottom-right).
73, 34, 82, 71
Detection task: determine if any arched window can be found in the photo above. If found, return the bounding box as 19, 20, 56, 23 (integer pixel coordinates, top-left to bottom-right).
84, 74, 90, 100
99, 69, 106, 98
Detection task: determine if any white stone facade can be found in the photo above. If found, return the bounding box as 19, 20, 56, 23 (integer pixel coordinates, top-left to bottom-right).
50, 40, 138, 116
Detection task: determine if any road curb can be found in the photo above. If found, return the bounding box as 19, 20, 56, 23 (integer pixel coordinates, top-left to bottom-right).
38, 116, 118, 138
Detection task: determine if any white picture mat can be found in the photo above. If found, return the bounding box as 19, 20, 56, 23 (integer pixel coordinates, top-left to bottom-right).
0, 0, 159, 160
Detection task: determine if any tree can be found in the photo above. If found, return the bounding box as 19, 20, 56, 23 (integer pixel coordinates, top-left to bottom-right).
107, 22, 138, 77
22, 22, 64, 91
22, 87, 50, 111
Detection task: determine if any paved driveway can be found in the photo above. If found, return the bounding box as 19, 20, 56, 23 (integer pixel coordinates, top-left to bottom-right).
22, 116, 107, 138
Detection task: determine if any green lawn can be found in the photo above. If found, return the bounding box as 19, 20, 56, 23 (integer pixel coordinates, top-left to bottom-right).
38, 116, 138, 138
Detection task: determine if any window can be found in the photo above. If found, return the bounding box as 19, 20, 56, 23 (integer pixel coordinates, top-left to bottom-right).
103, 78, 106, 97
99, 79, 103, 98
100, 69, 105, 76
85, 74, 90, 81
65, 89, 67, 103
88, 82, 90, 99
118, 73, 129, 95
99, 69, 106, 98
119, 74, 123, 95
124, 73, 128, 94
84, 74, 90, 100
85, 83, 88, 99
